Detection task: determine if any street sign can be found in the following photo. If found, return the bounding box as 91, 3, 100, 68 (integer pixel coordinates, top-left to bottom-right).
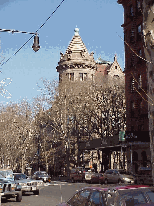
119, 131, 125, 141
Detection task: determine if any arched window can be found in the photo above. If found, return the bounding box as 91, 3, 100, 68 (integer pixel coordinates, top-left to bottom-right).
133, 151, 138, 161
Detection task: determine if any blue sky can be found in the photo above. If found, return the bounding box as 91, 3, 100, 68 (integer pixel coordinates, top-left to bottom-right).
0, 0, 124, 104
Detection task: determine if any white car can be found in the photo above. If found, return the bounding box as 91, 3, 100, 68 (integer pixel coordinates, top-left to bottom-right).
84, 168, 95, 183
13, 173, 44, 195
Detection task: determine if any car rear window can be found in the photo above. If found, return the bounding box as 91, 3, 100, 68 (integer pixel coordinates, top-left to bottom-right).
146, 190, 154, 202
119, 191, 147, 205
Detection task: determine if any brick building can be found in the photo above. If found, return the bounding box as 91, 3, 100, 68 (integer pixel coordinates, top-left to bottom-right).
118, 0, 151, 173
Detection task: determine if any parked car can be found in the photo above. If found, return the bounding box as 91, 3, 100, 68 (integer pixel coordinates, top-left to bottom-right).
13, 173, 43, 195
0, 175, 22, 202
103, 169, 135, 184
0, 169, 14, 181
90, 173, 104, 184
57, 186, 109, 206
70, 167, 85, 183
107, 185, 154, 206
136, 167, 153, 185
32, 171, 51, 183
99, 173, 105, 184
84, 168, 95, 183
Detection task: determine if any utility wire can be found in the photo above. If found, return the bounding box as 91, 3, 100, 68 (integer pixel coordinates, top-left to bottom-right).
0, 0, 65, 68
116, 32, 152, 64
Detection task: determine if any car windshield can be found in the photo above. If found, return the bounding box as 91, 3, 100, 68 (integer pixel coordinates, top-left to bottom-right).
0, 174, 6, 179
35, 171, 47, 176
0, 170, 13, 179
40, 172, 47, 176
14, 174, 27, 180
119, 171, 131, 175
85, 168, 95, 173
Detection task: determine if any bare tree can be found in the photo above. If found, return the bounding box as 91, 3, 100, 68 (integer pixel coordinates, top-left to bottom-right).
48, 75, 126, 168
0, 100, 34, 172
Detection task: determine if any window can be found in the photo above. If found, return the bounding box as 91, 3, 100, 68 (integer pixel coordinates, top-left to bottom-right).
146, 190, 154, 202
114, 170, 119, 175
138, 25, 142, 33
66, 73, 69, 80
113, 75, 119, 79
137, 0, 142, 13
119, 191, 146, 205
70, 73, 74, 81
138, 75, 142, 89
131, 78, 135, 92
79, 73, 87, 81
130, 53, 135, 67
131, 101, 135, 117
115, 66, 117, 69
137, 24, 142, 41
106, 170, 113, 174
130, 5, 134, 16
59, 74, 62, 82
130, 29, 135, 43
68, 189, 91, 206
131, 101, 135, 109
137, 0, 141, 9
138, 49, 142, 56
89, 191, 100, 205
80, 73, 83, 81
84, 73, 87, 81
66, 73, 74, 81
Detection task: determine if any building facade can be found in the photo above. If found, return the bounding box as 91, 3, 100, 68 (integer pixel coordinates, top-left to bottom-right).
118, 0, 151, 173
56, 28, 126, 172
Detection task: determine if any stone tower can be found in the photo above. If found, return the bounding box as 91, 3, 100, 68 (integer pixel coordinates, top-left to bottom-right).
56, 28, 96, 82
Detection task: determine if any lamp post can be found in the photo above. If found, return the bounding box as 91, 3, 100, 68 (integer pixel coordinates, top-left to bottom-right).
0, 28, 40, 52
37, 134, 40, 172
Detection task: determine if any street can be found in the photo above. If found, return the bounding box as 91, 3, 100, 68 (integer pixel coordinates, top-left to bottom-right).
0, 182, 91, 206
0, 181, 118, 206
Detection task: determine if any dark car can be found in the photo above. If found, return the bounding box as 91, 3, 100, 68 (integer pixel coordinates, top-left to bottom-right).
57, 186, 108, 206
70, 167, 85, 183
99, 173, 105, 184
32, 171, 51, 183
107, 185, 154, 206
90, 173, 104, 184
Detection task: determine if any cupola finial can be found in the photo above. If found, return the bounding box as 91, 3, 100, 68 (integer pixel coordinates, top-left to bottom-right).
74, 27, 79, 36
114, 54, 117, 62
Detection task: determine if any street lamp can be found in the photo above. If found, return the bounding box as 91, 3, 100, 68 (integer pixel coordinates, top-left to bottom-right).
32, 33, 40, 52
0, 28, 40, 52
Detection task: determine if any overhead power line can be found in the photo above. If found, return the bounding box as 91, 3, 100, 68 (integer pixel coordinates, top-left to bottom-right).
0, 0, 65, 68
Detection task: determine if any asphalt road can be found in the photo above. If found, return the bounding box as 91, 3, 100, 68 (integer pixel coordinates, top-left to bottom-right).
0, 182, 91, 206
1, 181, 121, 206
